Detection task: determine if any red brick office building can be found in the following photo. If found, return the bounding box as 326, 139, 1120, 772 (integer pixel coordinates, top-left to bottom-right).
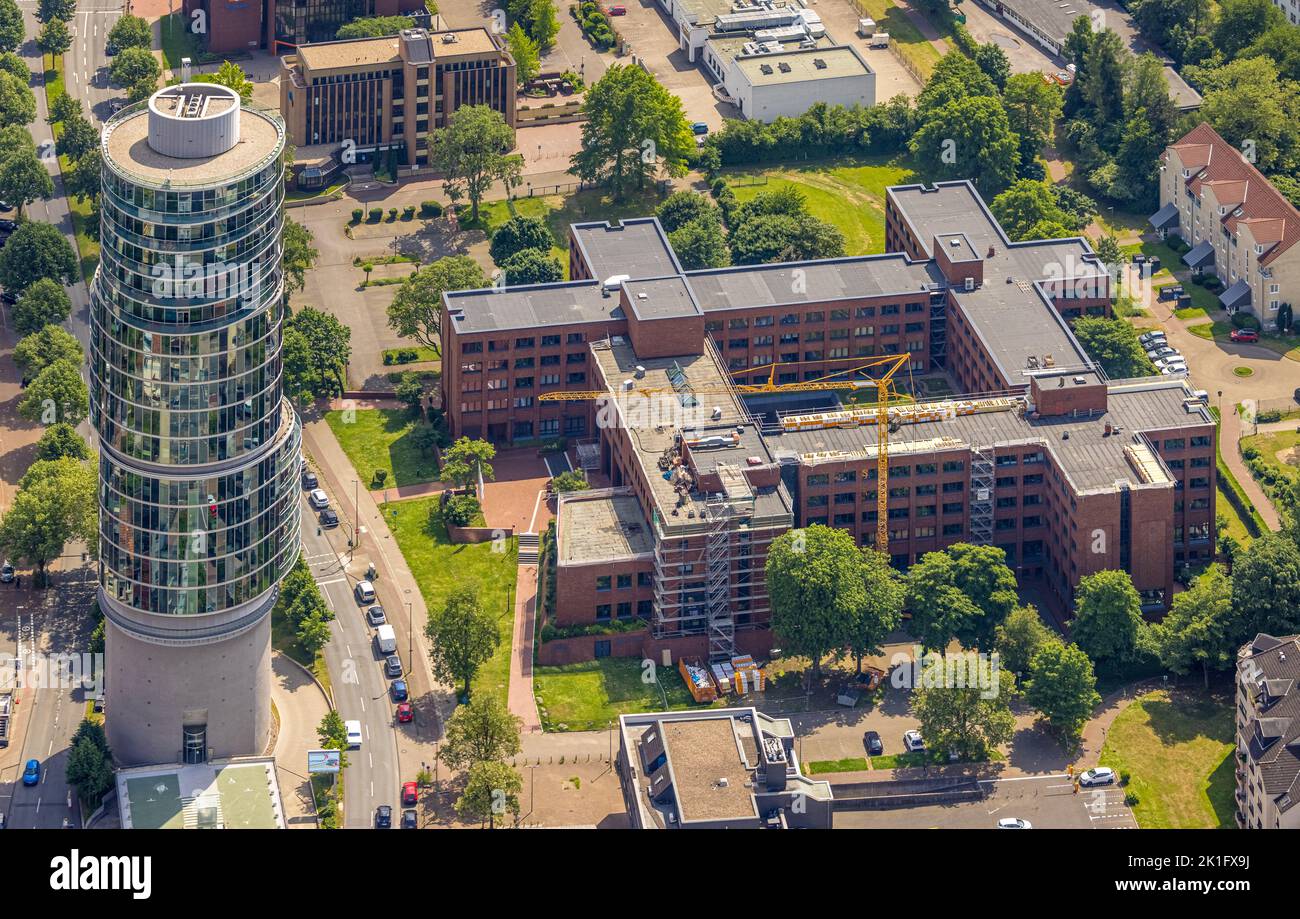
440, 182, 1217, 664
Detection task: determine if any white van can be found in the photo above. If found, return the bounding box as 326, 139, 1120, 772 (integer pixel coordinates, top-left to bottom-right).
375, 624, 397, 655
345, 720, 363, 748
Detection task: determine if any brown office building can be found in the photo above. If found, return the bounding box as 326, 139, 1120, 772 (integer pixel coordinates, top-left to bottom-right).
440, 182, 1217, 664
279, 27, 516, 172
184, 0, 428, 54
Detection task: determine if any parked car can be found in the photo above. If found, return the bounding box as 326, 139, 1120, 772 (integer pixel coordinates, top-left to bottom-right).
318, 508, 339, 529
691, 121, 709, 135
345, 720, 363, 748
402, 781, 418, 806
366, 605, 386, 627
997, 817, 1032, 829
0, 219, 16, 232
863, 730, 883, 756
1294, 387, 1300, 404
354, 580, 376, 604
401, 808, 418, 829
1154, 355, 1186, 370
396, 702, 414, 723
1146, 346, 1179, 360
390, 679, 408, 702
1131, 253, 1147, 264
374, 804, 392, 828
1078, 766, 1116, 787
21, 759, 39, 786
0, 290, 16, 305
308, 488, 329, 510
302, 470, 318, 489
903, 729, 925, 752
1160, 363, 1189, 375
606, 4, 626, 13
0, 561, 13, 583
384, 654, 403, 678
1230, 328, 1260, 343
1138, 331, 1167, 347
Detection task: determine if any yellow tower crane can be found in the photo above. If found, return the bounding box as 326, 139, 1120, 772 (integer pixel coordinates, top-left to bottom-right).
537, 353, 912, 553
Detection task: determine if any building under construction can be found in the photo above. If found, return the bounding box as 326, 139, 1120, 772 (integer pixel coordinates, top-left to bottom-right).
441, 181, 1218, 665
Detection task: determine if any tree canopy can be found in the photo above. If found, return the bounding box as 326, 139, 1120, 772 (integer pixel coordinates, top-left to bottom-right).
766, 525, 867, 677
0, 218, 78, 291
424, 586, 499, 699
12, 277, 71, 335
431, 105, 521, 221
282, 306, 351, 404
1071, 569, 1146, 663
570, 65, 694, 201
388, 255, 488, 352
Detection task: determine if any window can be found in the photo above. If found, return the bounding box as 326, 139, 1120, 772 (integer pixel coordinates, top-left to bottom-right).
616, 574, 631, 589
806, 473, 829, 486
942, 481, 963, 493
942, 461, 965, 473
596, 576, 611, 591
515, 337, 534, 348
942, 502, 963, 515
914, 526, 936, 538
541, 335, 561, 347
617, 602, 632, 618
567, 333, 584, 344
566, 372, 586, 384
834, 471, 856, 483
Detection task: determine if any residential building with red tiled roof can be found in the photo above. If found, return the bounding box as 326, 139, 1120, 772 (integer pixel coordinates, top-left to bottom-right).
1152, 123, 1300, 328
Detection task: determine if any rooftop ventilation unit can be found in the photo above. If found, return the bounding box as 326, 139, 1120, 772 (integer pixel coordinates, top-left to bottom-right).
963, 276, 974, 291
813, 57, 827, 69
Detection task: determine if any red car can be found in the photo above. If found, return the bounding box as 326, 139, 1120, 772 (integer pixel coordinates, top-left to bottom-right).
402, 781, 418, 806
606, 4, 626, 14
396, 702, 413, 723
1230, 328, 1259, 343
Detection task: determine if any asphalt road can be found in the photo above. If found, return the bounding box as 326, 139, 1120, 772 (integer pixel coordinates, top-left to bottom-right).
299, 489, 402, 829
1, 571, 97, 829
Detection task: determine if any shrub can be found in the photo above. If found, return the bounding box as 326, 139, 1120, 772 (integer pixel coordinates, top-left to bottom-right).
402, 205, 416, 220
388, 207, 399, 221
1258, 409, 1283, 424
373, 469, 388, 488
1231, 311, 1261, 330
368, 207, 383, 222
383, 352, 395, 365
710, 178, 728, 198
550, 471, 589, 493
351, 208, 364, 223
443, 493, 481, 527
420, 200, 443, 218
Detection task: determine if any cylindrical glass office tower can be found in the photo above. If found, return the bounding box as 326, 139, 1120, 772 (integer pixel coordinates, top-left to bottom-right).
92, 84, 301, 766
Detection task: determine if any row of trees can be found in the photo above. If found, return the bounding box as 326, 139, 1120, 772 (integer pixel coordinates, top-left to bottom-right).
275, 555, 337, 657
505, 0, 560, 86
765, 530, 1104, 745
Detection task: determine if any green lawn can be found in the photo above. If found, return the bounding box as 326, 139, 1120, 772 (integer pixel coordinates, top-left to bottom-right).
324, 408, 439, 488
807, 756, 870, 775
159, 13, 203, 71
1099, 689, 1236, 829
1190, 318, 1300, 361
382, 496, 518, 707
1173, 306, 1208, 321
532, 658, 719, 732
383, 345, 440, 364
723, 156, 918, 255
286, 179, 348, 202
1242, 428, 1300, 485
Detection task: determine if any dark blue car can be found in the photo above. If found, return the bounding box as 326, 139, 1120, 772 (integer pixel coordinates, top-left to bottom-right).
22, 759, 40, 786
390, 679, 408, 702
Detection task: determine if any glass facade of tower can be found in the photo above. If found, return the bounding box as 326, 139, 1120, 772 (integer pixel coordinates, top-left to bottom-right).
91, 98, 301, 618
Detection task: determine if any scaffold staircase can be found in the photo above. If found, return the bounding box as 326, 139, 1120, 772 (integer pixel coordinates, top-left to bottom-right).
969, 447, 995, 544
705, 503, 735, 663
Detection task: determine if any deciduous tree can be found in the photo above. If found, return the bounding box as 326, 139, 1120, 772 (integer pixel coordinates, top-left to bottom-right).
12, 277, 71, 335
430, 104, 521, 222
1023, 639, 1100, 742
425, 586, 499, 699
439, 695, 522, 771
387, 255, 488, 351
766, 525, 866, 678
1071, 569, 1146, 663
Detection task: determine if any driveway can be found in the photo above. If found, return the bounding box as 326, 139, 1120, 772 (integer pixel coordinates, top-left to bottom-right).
270, 652, 332, 828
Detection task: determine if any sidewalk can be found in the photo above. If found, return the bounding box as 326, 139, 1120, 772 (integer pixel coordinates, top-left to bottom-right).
507, 565, 542, 733
1221, 406, 1281, 531
269, 652, 332, 829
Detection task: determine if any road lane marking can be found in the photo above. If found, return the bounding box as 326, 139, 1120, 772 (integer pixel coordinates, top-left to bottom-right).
315, 577, 346, 587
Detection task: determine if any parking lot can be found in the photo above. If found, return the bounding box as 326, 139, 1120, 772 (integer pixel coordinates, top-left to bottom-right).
834, 773, 1139, 829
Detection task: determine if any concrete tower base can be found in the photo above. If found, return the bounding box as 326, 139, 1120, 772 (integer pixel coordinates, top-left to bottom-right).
102, 590, 275, 767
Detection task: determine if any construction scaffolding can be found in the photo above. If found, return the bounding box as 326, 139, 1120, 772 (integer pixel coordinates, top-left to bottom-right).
969, 447, 995, 544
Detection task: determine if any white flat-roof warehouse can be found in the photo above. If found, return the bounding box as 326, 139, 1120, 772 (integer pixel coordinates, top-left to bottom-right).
658, 0, 875, 121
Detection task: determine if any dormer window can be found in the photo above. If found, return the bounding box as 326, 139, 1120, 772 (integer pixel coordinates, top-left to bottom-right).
1255, 244, 1264, 255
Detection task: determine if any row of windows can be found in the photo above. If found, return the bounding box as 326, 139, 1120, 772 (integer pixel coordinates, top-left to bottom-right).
706, 304, 926, 330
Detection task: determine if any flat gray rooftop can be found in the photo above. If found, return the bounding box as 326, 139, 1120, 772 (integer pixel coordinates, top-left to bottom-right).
626, 276, 702, 321
890, 182, 1108, 378
686, 255, 943, 311
572, 219, 680, 282
104, 106, 283, 185
445, 280, 621, 333
558, 491, 654, 564
769, 380, 1211, 493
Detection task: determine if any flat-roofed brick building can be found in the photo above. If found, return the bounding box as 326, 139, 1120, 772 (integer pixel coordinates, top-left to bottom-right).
440, 181, 1216, 664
